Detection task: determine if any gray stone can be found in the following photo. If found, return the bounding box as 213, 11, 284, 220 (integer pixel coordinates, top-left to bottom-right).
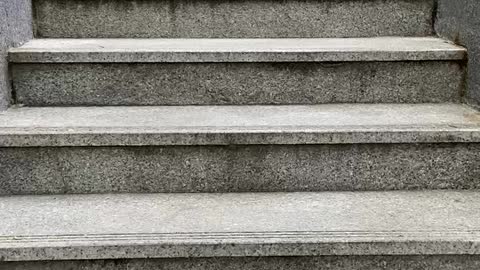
10, 38, 465, 106
12, 61, 464, 106
1, 191, 480, 261
0, 104, 479, 147
0, 0, 32, 110
9, 37, 466, 63
0, 143, 479, 195
33, 0, 435, 38
0, 105, 478, 195
436, 0, 480, 107
0, 60, 7, 110
3, 256, 480, 270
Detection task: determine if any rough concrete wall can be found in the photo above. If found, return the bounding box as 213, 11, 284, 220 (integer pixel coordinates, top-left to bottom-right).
0, 0, 33, 110
436, 0, 480, 107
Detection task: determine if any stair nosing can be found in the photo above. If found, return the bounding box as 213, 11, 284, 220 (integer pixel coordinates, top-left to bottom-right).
9, 37, 466, 63
0, 104, 478, 147
1, 191, 480, 261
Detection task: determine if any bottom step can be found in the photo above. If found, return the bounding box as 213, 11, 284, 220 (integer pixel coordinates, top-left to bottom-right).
1, 191, 480, 268
3, 256, 480, 270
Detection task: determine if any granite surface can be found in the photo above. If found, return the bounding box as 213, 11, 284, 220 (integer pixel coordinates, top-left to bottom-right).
436, 0, 480, 107
33, 0, 435, 38
1, 191, 480, 261
2, 256, 480, 270
9, 37, 466, 63
0, 0, 32, 110
12, 61, 464, 106
0, 104, 479, 147
0, 143, 478, 195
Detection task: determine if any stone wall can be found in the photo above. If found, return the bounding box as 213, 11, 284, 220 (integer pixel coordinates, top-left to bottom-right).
436, 0, 480, 107
0, 0, 33, 110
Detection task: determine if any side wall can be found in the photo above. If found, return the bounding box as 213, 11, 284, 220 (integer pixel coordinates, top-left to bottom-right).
0, 0, 33, 110
436, 0, 480, 107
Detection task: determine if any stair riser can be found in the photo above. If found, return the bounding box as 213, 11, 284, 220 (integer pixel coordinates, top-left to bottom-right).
13, 62, 463, 106
2, 255, 480, 270
1, 143, 478, 195
34, 0, 435, 38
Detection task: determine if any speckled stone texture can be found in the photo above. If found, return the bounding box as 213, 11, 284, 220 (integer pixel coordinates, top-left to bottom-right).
9, 37, 466, 63
0, 0, 32, 110
12, 61, 464, 106
2, 191, 480, 260
33, 0, 435, 38
0, 60, 7, 110
2, 256, 480, 270
436, 0, 480, 107
0, 104, 479, 147
0, 143, 479, 195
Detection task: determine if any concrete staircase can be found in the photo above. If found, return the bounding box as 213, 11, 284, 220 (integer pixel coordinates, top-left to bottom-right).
1, 0, 480, 269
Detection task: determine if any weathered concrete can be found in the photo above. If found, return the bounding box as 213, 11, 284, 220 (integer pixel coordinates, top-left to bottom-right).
0, 104, 479, 147
0, 143, 479, 195
436, 0, 480, 107
33, 0, 435, 38
0, 0, 32, 110
3, 256, 480, 270
9, 38, 466, 63
1, 191, 480, 261
12, 61, 464, 106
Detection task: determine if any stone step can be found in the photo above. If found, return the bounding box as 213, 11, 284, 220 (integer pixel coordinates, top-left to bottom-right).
10, 37, 466, 63
9, 37, 466, 106
33, 0, 436, 38
0, 104, 478, 195
1, 191, 480, 269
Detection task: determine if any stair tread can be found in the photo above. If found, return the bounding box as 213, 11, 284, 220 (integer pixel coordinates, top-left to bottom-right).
9, 37, 466, 63
0, 104, 479, 146
1, 191, 480, 261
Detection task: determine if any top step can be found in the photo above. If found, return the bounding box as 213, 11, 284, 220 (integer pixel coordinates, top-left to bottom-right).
10, 37, 466, 63
34, 0, 436, 38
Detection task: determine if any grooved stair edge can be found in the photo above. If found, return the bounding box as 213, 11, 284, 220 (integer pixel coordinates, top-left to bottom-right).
1, 191, 480, 261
